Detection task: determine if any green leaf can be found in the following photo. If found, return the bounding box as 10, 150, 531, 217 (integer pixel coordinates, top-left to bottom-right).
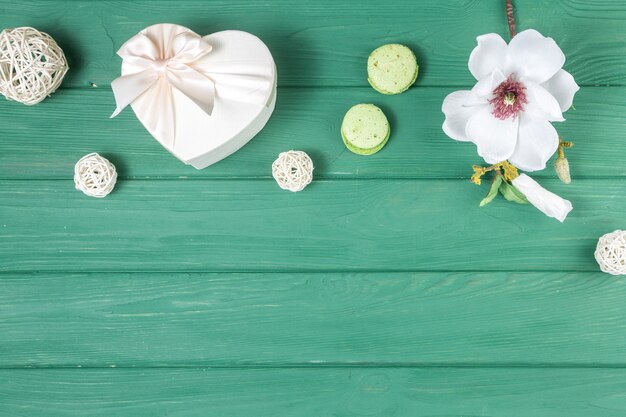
480, 174, 503, 207
499, 180, 529, 204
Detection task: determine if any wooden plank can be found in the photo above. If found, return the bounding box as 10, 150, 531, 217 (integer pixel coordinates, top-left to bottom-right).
3, 367, 626, 416
0, 0, 624, 88
2, 272, 626, 366
0, 179, 621, 273
0, 87, 622, 179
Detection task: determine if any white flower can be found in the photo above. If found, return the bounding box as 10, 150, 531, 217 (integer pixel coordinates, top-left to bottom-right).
512, 174, 573, 222
442, 29, 579, 172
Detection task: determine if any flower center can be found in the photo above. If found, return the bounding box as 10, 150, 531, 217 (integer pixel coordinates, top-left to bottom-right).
503, 92, 516, 106
489, 75, 527, 120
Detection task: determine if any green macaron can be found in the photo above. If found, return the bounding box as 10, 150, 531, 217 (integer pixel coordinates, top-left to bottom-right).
341, 104, 390, 155
367, 44, 418, 95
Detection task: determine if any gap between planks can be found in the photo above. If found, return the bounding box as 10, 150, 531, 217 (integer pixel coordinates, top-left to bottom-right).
6, 363, 626, 370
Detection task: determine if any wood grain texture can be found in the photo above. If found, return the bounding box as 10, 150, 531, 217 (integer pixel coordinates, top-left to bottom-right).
0, 179, 621, 273
2, 272, 626, 366
0, 87, 622, 179
4, 368, 626, 417
0, 0, 624, 88
2, 1, 626, 413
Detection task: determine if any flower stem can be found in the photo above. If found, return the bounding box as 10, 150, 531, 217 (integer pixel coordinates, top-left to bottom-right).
506, 0, 516, 39
557, 138, 574, 159
471, 161, 519, 185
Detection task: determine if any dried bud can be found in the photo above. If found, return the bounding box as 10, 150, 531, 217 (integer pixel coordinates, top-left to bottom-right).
555, 157, 571, 184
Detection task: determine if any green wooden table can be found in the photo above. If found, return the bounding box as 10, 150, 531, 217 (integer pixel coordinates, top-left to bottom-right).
2, 1, 626, 415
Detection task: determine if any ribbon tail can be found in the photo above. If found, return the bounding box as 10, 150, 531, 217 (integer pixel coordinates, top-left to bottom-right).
110, 71, 158, 118
147, 81, 177, 149
166, 66, 216, 116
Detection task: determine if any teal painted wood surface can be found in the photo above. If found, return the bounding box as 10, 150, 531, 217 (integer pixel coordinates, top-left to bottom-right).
1, 179, 621, 272
2, 272, 626, 367
1, 0, 626, 87
4, 368, 626, 417
1, 1, 626, 416
1, 87, 625, 179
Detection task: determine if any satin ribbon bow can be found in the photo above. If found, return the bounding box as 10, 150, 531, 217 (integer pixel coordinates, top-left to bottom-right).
110, 25, 272, 147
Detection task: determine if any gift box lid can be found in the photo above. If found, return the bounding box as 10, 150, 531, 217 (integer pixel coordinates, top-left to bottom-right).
112, 24, 277, 168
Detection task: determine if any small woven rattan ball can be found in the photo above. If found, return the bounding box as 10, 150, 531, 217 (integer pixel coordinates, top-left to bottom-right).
74, 153, 117, 198
272, 150, 314, 192
595, 230, 626, 275
0, 27, 68, 105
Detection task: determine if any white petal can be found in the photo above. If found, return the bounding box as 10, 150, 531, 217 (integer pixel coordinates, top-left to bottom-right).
524, 82, 564, 122
508, 115, 559, 172
468, 33, 508, 81
512, 174, 573, 222
471, 69, 506, 100
541, 69, 580, 112
465, 106, 518, 164
507, 29, 565, 84
442, 90, 483, 142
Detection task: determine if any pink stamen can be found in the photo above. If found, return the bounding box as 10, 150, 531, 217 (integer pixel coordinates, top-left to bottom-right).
489, 75, 527, 120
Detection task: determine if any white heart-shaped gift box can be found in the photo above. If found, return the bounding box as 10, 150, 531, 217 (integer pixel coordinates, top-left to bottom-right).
111, 24, 277, 169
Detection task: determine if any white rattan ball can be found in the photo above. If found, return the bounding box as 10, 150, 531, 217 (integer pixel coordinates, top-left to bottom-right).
595, 230, 626, 275
74, 153, 117, 198
272, 150, 314, 192
0, 27, 68, 105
